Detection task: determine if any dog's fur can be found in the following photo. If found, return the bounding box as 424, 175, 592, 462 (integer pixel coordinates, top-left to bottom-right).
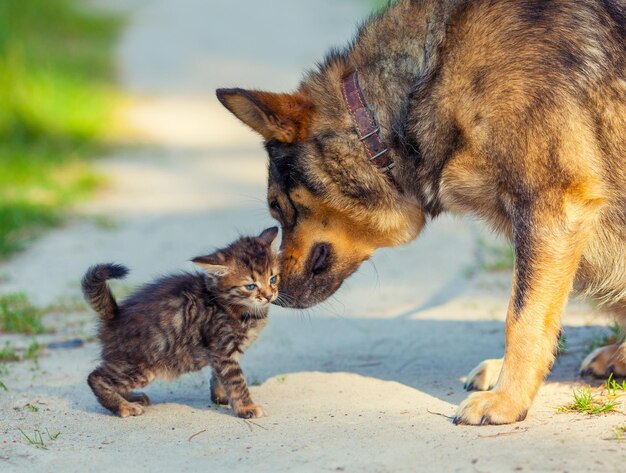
217, 0, 626, 425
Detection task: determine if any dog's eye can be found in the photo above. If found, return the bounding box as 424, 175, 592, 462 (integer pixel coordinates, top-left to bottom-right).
270, 200, 281, 213
244, 284, 257, 291
270, 275, 278, 284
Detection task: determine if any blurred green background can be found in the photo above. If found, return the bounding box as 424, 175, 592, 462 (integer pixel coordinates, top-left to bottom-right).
0, 0, 120, 257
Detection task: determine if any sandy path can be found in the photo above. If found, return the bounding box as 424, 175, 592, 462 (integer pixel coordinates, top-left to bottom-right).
1, 1, 624, 472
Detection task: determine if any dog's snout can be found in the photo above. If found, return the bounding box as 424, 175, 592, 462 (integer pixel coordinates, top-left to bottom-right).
310, 243, 330, 275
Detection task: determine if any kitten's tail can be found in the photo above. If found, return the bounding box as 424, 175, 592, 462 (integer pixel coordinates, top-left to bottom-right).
81, 263, 129, 321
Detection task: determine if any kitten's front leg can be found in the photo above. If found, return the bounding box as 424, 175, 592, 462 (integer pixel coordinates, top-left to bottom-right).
212, 357, 268, 419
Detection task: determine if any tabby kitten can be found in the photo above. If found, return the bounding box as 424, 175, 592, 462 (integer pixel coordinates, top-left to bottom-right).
82, 227, 279, 419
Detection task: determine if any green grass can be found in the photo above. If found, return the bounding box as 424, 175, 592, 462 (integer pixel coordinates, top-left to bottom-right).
0, 339, 43, 363
0, 363, 8, 391
557, 387, 619, 415
24, 403, 40, 413
0, 292, 44, 334
19, 428, 60, 448
0, 0, 121, 257
558, 375, 626, 416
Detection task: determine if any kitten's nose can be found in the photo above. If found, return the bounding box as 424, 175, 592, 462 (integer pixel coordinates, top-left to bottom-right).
262, 292, 273, 303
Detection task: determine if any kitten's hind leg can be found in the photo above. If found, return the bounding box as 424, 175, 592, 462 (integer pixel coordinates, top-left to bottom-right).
210, 371, 229, 405
123, 392, 151, 406
88, 365, 146, 417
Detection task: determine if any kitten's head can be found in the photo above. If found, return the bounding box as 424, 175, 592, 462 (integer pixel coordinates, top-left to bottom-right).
192, 227, 280, 312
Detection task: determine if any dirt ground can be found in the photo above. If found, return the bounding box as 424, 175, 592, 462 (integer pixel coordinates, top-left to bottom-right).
1, 1, 625, 472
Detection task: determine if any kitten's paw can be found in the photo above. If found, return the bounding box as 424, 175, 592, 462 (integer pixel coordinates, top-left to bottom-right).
235, 403, 268, 419
580, 344, 626, 378
464, 358, 503, 391
126, 392, 151, 406
117, 402, 145, 418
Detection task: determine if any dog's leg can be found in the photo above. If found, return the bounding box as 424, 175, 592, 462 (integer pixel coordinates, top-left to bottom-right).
454, 195, 598, 425
581, 300, 626, 377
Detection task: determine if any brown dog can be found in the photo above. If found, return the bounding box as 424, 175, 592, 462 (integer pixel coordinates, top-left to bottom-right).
217, 0, 626, 425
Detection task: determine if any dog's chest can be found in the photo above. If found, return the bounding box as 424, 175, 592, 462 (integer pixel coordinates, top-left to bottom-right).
438, 152, 512, 234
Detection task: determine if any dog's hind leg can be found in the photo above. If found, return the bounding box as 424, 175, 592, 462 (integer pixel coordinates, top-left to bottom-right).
580, 300, 626, 378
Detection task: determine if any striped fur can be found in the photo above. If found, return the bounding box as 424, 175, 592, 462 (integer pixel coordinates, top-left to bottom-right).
85, 229, 279, 418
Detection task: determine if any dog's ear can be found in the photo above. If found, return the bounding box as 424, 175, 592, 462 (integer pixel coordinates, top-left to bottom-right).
216, 89, 313, 143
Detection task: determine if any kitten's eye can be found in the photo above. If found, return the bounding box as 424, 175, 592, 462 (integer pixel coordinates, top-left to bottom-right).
270, 275, 278, 284
244, 284, 257, 291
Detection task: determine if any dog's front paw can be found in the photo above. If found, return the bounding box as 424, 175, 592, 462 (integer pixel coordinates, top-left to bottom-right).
453, 391, 528, 426
235, 403, 268, 419
464, 358, 503, 391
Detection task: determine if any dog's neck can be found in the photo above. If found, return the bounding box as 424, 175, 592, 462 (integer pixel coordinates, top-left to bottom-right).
343, 0, 466, 211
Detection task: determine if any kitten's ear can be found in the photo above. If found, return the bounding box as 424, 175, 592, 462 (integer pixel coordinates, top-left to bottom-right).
192, 253, 230, 276
258, 227, 279, 247
216, 89, 313, 143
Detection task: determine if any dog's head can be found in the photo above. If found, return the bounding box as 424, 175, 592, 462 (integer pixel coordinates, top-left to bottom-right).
217, 69, 425, 308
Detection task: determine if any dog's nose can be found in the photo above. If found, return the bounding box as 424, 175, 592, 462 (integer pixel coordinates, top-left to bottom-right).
310, 243, 330, 275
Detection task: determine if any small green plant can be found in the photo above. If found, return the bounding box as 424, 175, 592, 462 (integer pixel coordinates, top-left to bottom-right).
0, 338, 43, 362
0, 292, 44, 334
606, 373, 626, 395
557, 387, 619, 415
276, 375, 287, 383
0, 342, 20, 362
24, 403, 39, 412
558, 376, 625, 416
0, 379, 7, 391
19, 428, 60, 448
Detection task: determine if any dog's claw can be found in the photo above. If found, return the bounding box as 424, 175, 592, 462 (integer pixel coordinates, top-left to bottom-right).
452, 416, 461, 425
465, 382, 474, 391
480, 415, 488, 426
